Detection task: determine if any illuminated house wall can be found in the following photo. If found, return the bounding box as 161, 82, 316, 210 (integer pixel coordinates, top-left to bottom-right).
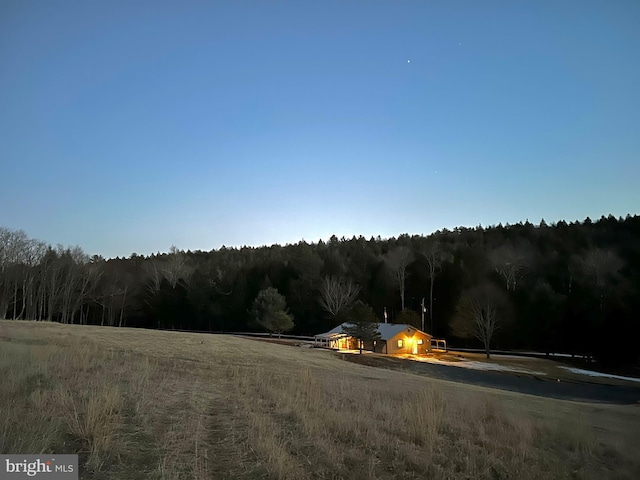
384, 327, 432, 355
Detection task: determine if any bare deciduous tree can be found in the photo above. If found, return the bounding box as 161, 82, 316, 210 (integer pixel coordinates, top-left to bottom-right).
0, 228, 31, 319
384, 246, 413, 311
422, 241, 451, 335
580, 248, 623, 310
40, 245, 67, 322
0, 227, 12, 318
144, 260, 163, 295
72, 262, 102, 325
163, 246, 194, 290
21, 239, 47, 320
489, 242, 531, 291
318, 275, 360, 322
580, 248, 623, 288
451, 283, 509, 359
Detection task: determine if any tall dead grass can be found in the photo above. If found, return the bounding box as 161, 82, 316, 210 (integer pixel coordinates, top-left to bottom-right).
1, 320, 639, 480
221, 359, 639, 480
0, 326, 215, 479
58, 385, 123, 469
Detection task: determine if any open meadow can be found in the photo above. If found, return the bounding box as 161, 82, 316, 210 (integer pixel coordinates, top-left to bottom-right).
1, 320, 639, 479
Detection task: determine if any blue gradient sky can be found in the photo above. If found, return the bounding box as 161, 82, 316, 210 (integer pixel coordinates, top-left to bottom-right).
1, 1, 639, 258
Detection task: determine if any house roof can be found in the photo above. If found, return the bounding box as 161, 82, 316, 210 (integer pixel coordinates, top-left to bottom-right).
315, 322, 430, 340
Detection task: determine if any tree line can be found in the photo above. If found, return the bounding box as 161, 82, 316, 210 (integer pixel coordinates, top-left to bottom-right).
1, 214, 638, 365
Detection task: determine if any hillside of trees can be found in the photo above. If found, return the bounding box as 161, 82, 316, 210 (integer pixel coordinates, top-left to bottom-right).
1, 214, 639, 365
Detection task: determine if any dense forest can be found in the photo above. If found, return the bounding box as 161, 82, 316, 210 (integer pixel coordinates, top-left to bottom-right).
1, 215, 639, 365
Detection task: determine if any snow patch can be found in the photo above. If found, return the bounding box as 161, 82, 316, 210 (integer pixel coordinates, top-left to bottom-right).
408, 356, 546, 375
490, 354, 540, 361
561, 367, 640, 383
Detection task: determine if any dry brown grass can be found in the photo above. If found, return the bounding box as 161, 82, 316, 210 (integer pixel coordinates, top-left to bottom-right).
1, 320, 639, 479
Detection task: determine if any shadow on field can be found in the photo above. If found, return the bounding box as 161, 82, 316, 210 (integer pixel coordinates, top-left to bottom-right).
340, 353, 640, 405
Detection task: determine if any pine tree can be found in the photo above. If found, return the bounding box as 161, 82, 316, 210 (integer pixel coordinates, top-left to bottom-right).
341, 301, 381, 354
251, 287, 294, 337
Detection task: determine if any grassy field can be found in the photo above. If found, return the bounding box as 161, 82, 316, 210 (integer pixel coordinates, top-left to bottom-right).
1, 320, 639, 479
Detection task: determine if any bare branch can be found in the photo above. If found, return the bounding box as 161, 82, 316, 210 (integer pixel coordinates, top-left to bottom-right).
384, 246, 414, 310
489, 242, 531, 291
318, 276, 360, 319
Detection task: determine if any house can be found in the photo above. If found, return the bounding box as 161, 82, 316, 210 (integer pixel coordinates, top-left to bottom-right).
314, 322, 433, 355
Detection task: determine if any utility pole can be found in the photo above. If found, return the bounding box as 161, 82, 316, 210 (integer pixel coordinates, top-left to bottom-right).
431, 297, 435, 336
421, 297, 425, 332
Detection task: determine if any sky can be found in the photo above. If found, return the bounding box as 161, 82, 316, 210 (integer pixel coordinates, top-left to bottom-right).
1, 0, 639, 258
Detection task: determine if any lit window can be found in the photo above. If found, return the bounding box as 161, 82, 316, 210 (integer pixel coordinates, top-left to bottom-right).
397, 339, 403, 348
417, 339, 423, 345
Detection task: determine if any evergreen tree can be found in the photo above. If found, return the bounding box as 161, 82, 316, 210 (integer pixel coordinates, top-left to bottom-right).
342, 301, 381, 354
251, 287, 294, 337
